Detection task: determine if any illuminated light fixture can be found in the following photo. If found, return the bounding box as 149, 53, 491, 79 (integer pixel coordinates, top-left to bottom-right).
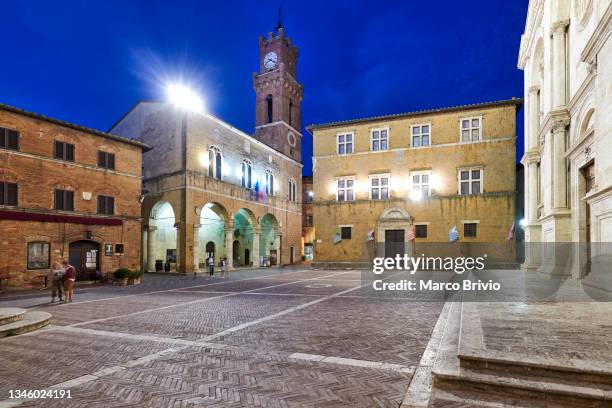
167, 84, 204, 112
308, 191, 313, 197
409, 190, 423, 201
519, 218, 527, 227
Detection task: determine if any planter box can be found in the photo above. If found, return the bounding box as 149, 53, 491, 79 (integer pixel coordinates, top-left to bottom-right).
128, 277, 141, 285
117, 278, 128, 286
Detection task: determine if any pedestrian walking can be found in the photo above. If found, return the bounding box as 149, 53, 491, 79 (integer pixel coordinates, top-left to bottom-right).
62, 260, 76, 303
208, 256, 215, 278
50, 261, 64, 303
220, 257, 227, 279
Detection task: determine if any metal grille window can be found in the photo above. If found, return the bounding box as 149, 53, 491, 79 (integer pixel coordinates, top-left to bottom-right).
459, 169, 482, 195
336, 178, 355, 202
341, 226, 352, 239
461, 118, 481, 142
0, 182, 18, 206
265, 170, 274, 196
0, 127, 19, 150
97, 195, 115, 215
337, 133, 353, 155
288, 179, 297, 202
208, 146, 222, 180
412, 125, 430, 147
241, 159, 252, 188
98, 151, 116, 170
54, 189, 74, 211
464, 223, 478, 238
415, 225, 428, 238
54, 141, 75, 161
370, 176, 389, 200
411, 172, 431, 196
371, 129, 388, 151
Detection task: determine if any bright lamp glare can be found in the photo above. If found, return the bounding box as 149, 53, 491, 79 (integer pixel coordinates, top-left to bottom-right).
409, 190, 423, 201
167, 84, 204, 112
519, 218, 527, 227
308, 191, 313, 197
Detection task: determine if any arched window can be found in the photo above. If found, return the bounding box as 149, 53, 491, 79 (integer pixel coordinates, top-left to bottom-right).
265, 170, 274, 196
208, 146, 222, 180
266, 94, 273, 124
288, 178, 296, 202
241, 159, 252, 189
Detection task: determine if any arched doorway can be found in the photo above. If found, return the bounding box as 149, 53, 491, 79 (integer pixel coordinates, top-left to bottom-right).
148, 201, 177, 272
233, 240, 241, 266
205, 241, 215, 262
69, 240, 100, 281
198, 203, 228, 269
261, 213, 280, 266
377, 207, 412, 259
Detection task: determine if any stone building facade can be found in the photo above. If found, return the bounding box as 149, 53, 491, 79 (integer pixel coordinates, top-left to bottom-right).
307, 100, 522, 266
110, 26, 303, 273
0, 103, 148, 288
302, 176, 314, 260
518, 0, 612, 271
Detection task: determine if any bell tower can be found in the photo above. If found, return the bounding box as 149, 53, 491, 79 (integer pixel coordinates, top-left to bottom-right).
253, 16, 303, 162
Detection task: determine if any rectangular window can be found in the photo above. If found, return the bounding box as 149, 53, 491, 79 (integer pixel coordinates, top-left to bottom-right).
336, 178, 355, 202
115, 243, 125, 254
98, 151, 116, 170
97, 195, 115, 215
411, 124, 430, 147
341, 226, 352, 240
464, 223, 478, 238
27, 242, 50, 270
54, 141, 75, 161
305, 215, 313, 227
461, 117, 482, 142
411, 171, 431, 196
266, 171, 274, 195
0, 182, 18, 206
459, 168, 482, 195
0, 127, 19, 151
54, 189, 75, 211
370, 175, 389, 200
371, 128, 388, 151
337, 133, 353, 155
415, 224, 428, 238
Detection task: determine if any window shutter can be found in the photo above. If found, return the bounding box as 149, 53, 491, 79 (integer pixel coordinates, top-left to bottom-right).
108, 153, 115, 170
66, 191, 74, 211
54, 141, 63, 159
108, 197, 115, 215
98, 151, 104, 167
97, 196, 104, 214
8, 130, 19, 150
7, 183, 17, 206
55, 189, 63, 210
0, 183, 4, 205
66, 144, 75, 161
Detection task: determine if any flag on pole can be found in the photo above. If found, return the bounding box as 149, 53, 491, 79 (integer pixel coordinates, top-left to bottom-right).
366, 229, 374, 241
407, 224, 415, 241
507, 222, 515, 241
449, 225, 459, 242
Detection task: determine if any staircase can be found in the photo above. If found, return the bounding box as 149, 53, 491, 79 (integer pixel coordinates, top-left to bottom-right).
428, 302, 612, 407
0, 307, 51, 338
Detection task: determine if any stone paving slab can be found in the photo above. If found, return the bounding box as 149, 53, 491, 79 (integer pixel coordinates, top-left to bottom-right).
251, 279, 358, 296
219, 297, 444, 366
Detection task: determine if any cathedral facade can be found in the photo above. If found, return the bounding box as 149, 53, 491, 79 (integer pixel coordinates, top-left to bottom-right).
110, 26, 303, 273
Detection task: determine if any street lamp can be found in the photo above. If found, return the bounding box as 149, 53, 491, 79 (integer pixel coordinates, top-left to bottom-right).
167, 84, 204, 113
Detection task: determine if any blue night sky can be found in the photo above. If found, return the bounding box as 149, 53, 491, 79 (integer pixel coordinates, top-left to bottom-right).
2, 0, 528, 176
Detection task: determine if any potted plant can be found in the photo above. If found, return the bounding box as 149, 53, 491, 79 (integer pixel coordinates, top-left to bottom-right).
114, 268, 130, 286
128, 269, 143, 285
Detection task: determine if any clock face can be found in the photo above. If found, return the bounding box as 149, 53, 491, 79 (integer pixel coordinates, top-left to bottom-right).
264, 52, 278, 70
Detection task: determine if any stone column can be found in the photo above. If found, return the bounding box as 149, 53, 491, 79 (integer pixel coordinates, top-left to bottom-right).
252, 230, 260, 267
193, 224, 201, 272
552, 118, 569, 210
174, 224, 181, 272
225, 228, 234, 269
147, 226, 157, 272
551, 21, 569, 108
274, 235, 281, 267
527, 86, 540, 151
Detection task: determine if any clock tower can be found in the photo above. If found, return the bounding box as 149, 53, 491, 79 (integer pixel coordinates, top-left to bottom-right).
253, 22, 303, 162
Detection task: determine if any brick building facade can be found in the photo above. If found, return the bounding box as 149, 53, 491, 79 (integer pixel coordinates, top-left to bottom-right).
110, 25, 303, 273
308, 99, 522, 266
302, 176, 314, 260
0, 103, 148, 288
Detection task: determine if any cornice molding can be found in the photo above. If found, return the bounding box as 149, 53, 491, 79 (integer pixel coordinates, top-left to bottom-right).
581, 2, 612, 64
518, 0, 545, 69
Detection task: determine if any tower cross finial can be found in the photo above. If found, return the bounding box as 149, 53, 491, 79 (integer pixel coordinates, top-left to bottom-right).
276, 6, 283, 31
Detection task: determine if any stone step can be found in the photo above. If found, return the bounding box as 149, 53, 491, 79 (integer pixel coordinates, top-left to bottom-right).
0, 307, 26, 326
429, 302, 612, 407
0, 311, 52, 338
